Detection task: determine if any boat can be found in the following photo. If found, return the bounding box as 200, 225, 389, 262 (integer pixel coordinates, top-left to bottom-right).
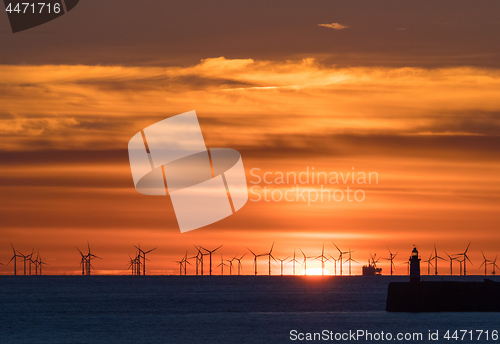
362, 262, 382, 275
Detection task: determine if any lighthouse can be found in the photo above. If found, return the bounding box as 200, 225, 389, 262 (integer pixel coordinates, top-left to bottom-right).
409, 246, 421, 284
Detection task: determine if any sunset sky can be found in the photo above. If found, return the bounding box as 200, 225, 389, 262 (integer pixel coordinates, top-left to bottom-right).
1, 1, 499, 275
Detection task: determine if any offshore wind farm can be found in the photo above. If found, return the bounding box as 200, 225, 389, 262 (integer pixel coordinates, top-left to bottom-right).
1, 241, 499, 277
1, 1, 500, 343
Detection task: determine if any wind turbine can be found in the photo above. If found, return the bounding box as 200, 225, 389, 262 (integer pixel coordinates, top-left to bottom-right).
129, 253, 143, 275
479, 251, 493, 276
457, 257, 464, 276
423, 253, 434, 275
77, 242, 101, 276
38, 253, 47, 275
299, 248, 314, 275
247, 248, 261, 276
343, 249, 358, 276
444, 252, 458, 276
275, 256, 290, 276
454, 242, 472, 276
333, 243, 348, 276
491, 256, 499, 275
31, 253, 39, 275
76, 247, 87, 275
173, 259, 184, 275
134, 244, 157, 276
327, 254, 337, 275
28, 250, 35, 275
431, 244, 446, 275
188, 252, 201, 276
194, 245, 205, 275
227, 257, 236, 275
127, 255, 136, 275
290, 248, 300, 275
182, 252, 192, 275
33, 252, 47, 275
200, 245, 223, 276
216, 254, 229, 275
314, 243, 330, 276
370, 253, 380, 269
383, 247, 398, 276
16, 250, 33, 276
7, 244, 22, 275
233, 253, 245, 275
262, 242, 276, 276
85, 242, 101, 276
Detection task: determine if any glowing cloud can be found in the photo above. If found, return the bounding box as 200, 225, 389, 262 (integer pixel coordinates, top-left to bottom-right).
318, 23, 349, 30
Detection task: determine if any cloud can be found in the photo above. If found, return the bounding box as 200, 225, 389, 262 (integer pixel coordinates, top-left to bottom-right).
2, 58, 500, 153
1, 58, 500, 274
318, 22, 349, 30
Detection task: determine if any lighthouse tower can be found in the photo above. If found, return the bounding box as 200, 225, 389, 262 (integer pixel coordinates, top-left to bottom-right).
409, 246, 421, 284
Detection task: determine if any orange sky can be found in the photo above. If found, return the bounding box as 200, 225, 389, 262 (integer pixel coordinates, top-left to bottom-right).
1, 1, 500, 276
1, 58, 499, 275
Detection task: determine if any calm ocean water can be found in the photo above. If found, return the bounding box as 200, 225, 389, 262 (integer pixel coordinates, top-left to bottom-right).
1, 275, 499, 343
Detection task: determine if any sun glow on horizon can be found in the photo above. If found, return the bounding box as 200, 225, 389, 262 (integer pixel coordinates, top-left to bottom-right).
302, 268, 330, 276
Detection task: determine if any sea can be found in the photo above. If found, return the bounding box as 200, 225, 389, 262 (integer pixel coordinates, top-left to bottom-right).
1, 275, 499, 343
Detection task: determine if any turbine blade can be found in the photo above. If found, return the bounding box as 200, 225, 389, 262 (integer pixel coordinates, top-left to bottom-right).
465, 242, 471, 254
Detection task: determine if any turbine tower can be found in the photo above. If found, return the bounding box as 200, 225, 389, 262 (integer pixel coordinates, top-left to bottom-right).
173, 259, 184, 275
479, 251, 493, 276
492, 256, 499, 275
248, 248, 260, 276
333, 243, 348, 276
276, 256, 290, 276
262, 242, 276, 276
299, 248, 314, 275
290, 248, 300, 275
194, 245, 205, 275
77, 242, 101, 276
315, 243, 330, 276
182, 252, 191, 275
423, 253, 434, 275
77, 247, 87, 275
233, 253, 245, 275
7, 244, 22, 276
343, 249, 358, 276
200, 245, 222, 276
444, 252, 458, 275
454, 242, 472, 276
134, 244, 157, 276
227, 257, 236, 275
383, 247, 398, 276
85, 242, 102, 276
327, 254, 337, 275
16, 250, 34, 276
33, 252, 47, 275
431, 244, 446, 275
216, 254, 229, 275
